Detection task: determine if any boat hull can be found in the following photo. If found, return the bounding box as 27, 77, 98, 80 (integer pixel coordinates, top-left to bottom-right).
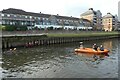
75, 48, 109, 54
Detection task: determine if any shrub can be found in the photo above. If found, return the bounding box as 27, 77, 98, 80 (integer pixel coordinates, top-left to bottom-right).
47, 27, 53, 30
16, 26, 27, 31
0, 25, 8, 30
3, 25, 16, 31
2, 25, 28, 31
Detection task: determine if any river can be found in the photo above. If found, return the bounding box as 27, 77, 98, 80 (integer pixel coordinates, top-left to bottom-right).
0, 38, 119, 78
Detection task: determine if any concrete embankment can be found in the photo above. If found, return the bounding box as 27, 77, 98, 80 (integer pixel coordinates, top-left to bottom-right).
2, 32, 120, 49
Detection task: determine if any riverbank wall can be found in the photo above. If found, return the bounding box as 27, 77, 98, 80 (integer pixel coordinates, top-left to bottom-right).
2, 32, 120, 49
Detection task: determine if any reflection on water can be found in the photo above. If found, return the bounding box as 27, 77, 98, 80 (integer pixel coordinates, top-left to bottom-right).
1, 38, 119, 78
0, 40, 2, 79
0, 57, 2, 79
103, 40, 112, 50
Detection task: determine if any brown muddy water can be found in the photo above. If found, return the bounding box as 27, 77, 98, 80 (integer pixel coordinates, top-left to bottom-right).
0, 38, 119, 78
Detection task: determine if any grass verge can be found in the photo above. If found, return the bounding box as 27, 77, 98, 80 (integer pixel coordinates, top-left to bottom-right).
47, 31, 119, 37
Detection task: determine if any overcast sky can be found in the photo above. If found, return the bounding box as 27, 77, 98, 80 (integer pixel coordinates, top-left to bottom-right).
0, 0, 119, 17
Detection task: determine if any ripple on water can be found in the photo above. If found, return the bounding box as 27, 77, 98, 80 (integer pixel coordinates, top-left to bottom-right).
1, 38, 119, 78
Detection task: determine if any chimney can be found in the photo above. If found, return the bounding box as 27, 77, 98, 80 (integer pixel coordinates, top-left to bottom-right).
107, 13, 111, 14
89, 8, 93, 10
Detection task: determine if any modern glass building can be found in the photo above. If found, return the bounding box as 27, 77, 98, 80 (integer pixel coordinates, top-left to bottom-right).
118, 1, 120, 21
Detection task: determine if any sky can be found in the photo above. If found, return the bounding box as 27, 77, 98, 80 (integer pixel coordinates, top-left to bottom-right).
0, 0, 119, 18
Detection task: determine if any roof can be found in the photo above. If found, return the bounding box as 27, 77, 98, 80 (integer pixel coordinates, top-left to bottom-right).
103, 13, 114, 18
54, 15, 79, 20
2, 8, 80, 20
2, 8, 51, 18
81, 8, 96, 16
79, 18, 91, 22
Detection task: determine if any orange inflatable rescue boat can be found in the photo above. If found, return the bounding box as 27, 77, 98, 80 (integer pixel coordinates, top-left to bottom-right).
75, 48, 109, 54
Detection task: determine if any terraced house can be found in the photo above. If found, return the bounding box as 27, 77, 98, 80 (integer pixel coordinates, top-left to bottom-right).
0, 8, 92, 30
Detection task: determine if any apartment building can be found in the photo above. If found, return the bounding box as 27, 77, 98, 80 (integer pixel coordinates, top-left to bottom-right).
80, 8, 102, 30
102, 13, 116, 31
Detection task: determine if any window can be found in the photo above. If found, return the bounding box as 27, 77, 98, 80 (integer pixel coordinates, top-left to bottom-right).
38, 17, 40, 20
10, 22, 12, 25
25, 16, 28, 18
29, 16, 32, 19
12, 22, 15, 25
2, 21, 5, 24
19, 15, 22, 17
34, 17, 36, 19
0, 13, 1, 16
1, 14, 4, 17
57, 19, 59, 21
7, 14, 10, 17
14, 15, 17, 17
46, 18, 49, 20
21, 22, 24, 25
